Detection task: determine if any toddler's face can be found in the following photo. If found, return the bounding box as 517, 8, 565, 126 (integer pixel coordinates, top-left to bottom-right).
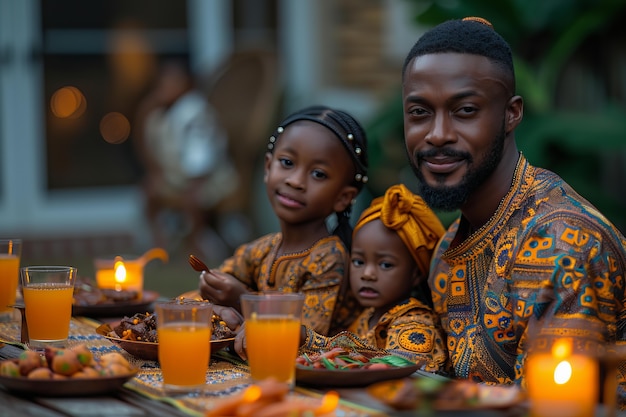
349, 220, 419, 310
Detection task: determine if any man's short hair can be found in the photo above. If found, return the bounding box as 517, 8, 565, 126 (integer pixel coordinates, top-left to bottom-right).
403, 17, 514, 84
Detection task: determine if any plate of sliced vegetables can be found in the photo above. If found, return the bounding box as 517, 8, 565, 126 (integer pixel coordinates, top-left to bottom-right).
295, 346, 420, 387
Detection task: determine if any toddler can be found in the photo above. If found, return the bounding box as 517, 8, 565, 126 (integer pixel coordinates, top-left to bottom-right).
302, 184, 448, 372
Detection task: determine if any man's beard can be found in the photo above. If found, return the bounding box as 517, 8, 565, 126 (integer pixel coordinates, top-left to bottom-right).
409, 122, 506, 212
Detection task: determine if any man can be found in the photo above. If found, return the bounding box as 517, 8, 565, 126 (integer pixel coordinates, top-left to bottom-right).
402, 16, 626, 403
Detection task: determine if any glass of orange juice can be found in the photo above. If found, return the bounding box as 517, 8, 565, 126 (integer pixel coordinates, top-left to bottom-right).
241, 292, 305, 388
0, 239, 22, 322
155, 299, 213, 393
19, 266, 77, 349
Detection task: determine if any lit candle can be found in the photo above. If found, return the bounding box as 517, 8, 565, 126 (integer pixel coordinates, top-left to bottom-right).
95, 256, 144, 297
526, 338, 598, 417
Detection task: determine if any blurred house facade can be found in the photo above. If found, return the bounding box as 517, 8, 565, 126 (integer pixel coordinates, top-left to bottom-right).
0, 0, 422, 257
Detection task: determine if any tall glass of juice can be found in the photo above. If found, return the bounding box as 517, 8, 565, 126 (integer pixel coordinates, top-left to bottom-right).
0, 239, 22, 322
241, 292, 305, 388
155, 299, 213, 393
20, 266, 76, 349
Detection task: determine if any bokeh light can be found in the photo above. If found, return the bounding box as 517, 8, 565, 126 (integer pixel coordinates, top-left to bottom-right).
50, 86, 87, 119
100, 112, 131, 144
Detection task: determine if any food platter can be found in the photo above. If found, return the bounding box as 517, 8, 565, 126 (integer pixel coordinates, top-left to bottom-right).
0, 364, 138, 397
294, 332, 421, 387
96, 323, 234, 361
433, 381, 526, 411
72, 290, 159, 318
366, 373, 526, 412
295, 362, 420, 387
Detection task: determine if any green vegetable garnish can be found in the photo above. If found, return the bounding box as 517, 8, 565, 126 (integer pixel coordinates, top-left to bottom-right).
320, 357, 338, 370
337, 355, 364, 365
370, 355, 415, 367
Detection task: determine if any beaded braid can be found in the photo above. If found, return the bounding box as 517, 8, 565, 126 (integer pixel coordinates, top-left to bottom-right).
267, 105, 369, 249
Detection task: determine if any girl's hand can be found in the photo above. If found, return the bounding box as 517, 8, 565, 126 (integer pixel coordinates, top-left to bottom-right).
233, 322, 247, 361
199, 270, 250, 310
212, 305, 244, 332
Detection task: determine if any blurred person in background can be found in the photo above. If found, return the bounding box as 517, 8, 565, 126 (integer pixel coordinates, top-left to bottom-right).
134, 59, 238, 256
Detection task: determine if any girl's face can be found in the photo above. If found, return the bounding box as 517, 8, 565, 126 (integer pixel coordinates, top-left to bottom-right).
350, 219, 420, 310
264, 121, 357, 225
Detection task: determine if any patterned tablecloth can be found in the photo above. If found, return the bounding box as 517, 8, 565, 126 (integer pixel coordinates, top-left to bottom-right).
0, 314, 384, 417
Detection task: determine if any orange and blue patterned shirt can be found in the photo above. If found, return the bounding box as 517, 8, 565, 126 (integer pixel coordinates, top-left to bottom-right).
346, 297, 449, 372
300, 297, 448, 372
429, 154, 626, 403
218, 233, 360, 335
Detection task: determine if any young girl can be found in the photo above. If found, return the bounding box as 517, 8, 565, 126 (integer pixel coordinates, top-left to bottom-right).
302, 184, 449, 372
198, 105, 369, 336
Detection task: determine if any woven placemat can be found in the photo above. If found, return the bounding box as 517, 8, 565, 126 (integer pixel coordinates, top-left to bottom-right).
0, 317, 381, 416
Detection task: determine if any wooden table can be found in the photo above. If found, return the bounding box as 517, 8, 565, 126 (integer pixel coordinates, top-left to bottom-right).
0, 316, 396, 417
0, 316, 622, 417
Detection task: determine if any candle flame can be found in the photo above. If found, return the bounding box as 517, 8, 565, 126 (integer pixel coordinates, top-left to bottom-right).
554, 360, 572, 384
114, 258, 127, 285
552, 338, 572, 359
315, 391, 339, 414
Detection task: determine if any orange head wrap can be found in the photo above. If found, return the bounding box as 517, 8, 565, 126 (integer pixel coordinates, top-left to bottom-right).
353, 184, 445, 277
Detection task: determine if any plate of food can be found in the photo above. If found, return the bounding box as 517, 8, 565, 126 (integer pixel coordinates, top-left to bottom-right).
96, 311, 236, 361
0, 346, 138, 397
72, 276, 160, 318
366, 376, 526, 412
295, 346, 420, 388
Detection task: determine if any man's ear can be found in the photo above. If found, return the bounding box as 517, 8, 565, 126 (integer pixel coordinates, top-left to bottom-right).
263, 152, 272, 183
506, 95, 523, 134
333, 185, 358, 213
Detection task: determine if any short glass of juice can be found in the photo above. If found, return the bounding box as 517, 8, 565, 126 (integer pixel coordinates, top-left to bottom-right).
155, 299, 213, 393
240, 292, 305, 388
20, 265, 77, 349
